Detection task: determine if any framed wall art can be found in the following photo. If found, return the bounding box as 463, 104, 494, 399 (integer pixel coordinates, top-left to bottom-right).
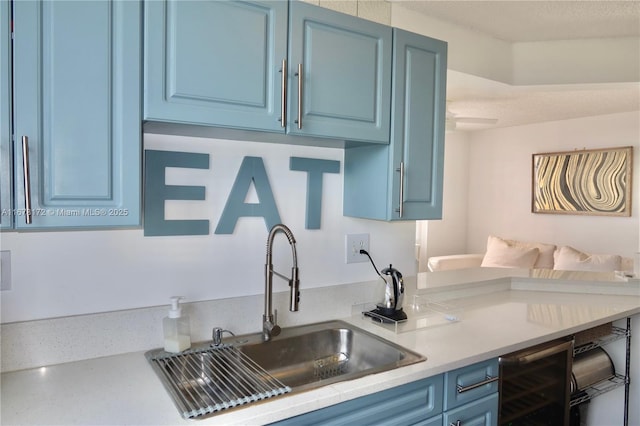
532, 146, 633, 216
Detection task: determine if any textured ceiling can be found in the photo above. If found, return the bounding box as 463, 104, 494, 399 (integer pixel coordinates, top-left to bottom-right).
392, 1, 640, 131
394, 1, 640, 42
446, 71, 640, 129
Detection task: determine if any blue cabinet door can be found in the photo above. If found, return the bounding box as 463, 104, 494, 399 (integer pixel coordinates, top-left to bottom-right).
442, 393, 499, 426
287, 1, 391, 143
144, 0, 288, 133
389, 29, 447, 220
444, 358, 499, 410
270, 375, 444, 426
0, 0, 11, 229
343, 29, 447, 220
12, 0, 141, 229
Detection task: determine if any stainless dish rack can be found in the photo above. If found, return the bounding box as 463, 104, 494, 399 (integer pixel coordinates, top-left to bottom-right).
146, 345, 291, 420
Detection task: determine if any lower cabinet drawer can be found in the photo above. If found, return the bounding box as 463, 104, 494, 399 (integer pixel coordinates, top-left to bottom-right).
444, 358, 499, 410
269, 375, 444, 426
442, 393, 499, 426
415, 414, 443, 426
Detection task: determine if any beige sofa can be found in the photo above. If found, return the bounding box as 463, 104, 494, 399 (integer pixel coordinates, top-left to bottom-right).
428, 235, 634, 273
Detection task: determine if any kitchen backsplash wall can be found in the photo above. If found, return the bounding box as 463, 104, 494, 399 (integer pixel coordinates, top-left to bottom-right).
0, 134, 417, 323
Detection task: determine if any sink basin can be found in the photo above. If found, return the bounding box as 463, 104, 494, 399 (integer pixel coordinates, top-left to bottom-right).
234, 320, 426, 392
146, 319, 425, 419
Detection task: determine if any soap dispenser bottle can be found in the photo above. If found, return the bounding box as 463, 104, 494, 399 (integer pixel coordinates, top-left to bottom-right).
163, 296, 191, 353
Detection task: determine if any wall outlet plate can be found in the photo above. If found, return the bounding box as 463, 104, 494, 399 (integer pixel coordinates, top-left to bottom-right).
345, 234, 370, 264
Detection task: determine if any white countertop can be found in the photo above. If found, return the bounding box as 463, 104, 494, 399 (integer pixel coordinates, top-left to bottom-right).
2, 274, 639, 425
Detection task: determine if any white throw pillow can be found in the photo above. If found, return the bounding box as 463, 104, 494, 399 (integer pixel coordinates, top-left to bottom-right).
481, 235, 540, 268
553, 246, 622, 272
484, 235, 555, 269
526, 241, 556, 269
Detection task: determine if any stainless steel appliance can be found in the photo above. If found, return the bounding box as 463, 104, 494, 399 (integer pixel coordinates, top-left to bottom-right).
373, 264, 406, 320
499, 338, 574, 425
360, 249, 407, 322
571, 347, 615, 393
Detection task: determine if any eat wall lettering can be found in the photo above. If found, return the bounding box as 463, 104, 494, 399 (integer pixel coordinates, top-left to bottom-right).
143, 150, 340, 236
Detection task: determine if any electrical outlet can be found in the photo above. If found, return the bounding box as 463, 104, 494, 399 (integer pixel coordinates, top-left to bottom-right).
1, 250, 11, 291
345, 234, 370, 264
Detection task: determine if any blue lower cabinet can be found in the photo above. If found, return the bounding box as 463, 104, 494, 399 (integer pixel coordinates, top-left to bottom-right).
269, 359, 500, 426
442, 393, 499, 426
269, 375, 444, 426
444, 358, 499, 410
417, 414, 443, 426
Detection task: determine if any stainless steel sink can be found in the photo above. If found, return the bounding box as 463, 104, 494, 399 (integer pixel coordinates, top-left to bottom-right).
234, 319, 426, 392
146, 319, 425, 419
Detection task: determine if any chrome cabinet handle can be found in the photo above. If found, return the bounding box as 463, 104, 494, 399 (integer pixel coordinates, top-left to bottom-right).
21, 136, 33, 224
395, 162, 405, 218
279, 58, 287, 127
294, 63, 302, 129
456, 374, 499, 394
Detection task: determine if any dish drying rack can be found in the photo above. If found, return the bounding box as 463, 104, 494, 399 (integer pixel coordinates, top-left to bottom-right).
146, 344, 291, 419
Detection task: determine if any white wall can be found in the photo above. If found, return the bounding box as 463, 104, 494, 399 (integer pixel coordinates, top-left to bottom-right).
0, 134, 417, 323
418, 131, 471, 265
513, 37, 640, 85
443, 111, 640, 258
391, 4, 513, 84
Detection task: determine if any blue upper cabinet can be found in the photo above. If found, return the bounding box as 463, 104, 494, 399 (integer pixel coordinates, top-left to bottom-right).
286, 1, 391, 143
144, 0, 391, 144
12, 0, 141, 229
343, 29, 447, 221
389, 29, 447, 220
144, 1, 288, 132
0, 0, 11, 229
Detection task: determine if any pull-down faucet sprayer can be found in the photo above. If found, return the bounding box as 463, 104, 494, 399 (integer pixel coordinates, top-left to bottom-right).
263, 224, 300, 341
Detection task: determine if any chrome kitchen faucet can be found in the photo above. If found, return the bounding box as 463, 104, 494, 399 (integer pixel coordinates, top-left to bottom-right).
263, 224, 300, 341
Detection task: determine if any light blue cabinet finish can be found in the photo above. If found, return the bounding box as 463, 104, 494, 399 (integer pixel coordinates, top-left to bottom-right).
286, 1, 391, 143
144, 0, 288, 132
444, 358, 499, 410
269, 359, 498, 426
442, 393, 499, 426
417, 414, 443, 426
0, 0, 11, 229
344, 29, 447, 220
269, 375, 444, 426
144, 0, 391, 144
12, 0, 141, 229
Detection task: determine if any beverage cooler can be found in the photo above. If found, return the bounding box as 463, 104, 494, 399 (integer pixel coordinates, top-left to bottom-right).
498, 338, 574, 425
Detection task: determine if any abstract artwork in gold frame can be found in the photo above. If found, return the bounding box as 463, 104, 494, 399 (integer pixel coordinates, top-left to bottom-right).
532, 146, 633, 216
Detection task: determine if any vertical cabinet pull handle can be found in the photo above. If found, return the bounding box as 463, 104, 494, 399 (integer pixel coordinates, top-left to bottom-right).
395, 162, 405, 218
279, 58, 287, 127
295, 63, 302, 129
21, 136, 33, 224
